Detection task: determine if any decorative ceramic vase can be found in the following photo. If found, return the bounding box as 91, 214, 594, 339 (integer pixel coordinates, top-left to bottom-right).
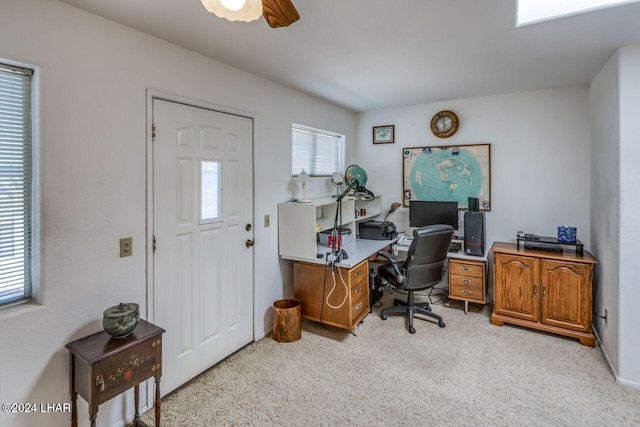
103, 302, 140, 338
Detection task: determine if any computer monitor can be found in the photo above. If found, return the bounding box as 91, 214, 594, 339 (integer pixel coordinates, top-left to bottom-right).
409, 200, 458, 229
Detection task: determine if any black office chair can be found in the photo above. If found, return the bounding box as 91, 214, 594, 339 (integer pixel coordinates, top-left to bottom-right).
378, 224, 454, 334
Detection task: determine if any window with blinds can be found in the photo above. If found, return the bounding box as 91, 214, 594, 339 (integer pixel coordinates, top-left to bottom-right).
0, 63, 33, 307
292, 125, 344, 176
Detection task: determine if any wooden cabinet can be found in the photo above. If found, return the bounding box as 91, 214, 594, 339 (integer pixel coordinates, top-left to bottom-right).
490, 242, 597, 347
293, 259, 370, 331
448, 257, 487, 313
66, 319, 164, 427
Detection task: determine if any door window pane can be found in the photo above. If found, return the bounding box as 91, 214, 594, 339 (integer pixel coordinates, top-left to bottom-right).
200, 160, 221, 223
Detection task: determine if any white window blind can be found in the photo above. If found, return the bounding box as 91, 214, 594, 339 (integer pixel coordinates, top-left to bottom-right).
0, 63, 33, 306
292, 125, 343, 176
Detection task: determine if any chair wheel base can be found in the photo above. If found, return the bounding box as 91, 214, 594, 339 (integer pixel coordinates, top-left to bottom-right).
381, 291, 445, 333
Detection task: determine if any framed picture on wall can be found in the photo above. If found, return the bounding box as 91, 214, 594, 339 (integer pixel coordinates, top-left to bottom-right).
402, 143, 491, 210
373, 125, 394, 144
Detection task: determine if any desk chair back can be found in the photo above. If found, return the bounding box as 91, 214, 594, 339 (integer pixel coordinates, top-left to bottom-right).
403, 225, 454, 291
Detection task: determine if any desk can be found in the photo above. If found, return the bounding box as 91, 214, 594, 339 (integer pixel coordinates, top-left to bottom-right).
65, 319, 164, 427
395, 243, 489, 313
289, 238, 395, 331
284, 237, 396, 268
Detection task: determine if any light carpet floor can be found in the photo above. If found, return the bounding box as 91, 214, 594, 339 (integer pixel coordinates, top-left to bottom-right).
143, 290, 640, 426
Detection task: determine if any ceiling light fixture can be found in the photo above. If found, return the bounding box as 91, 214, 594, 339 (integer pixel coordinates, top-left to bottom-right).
201, 0, 263, 22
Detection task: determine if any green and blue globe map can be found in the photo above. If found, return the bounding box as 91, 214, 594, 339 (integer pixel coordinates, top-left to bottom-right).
409, 147, 483, 206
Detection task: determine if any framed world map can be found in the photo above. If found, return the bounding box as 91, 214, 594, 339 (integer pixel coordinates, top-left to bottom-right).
402, 143, 491, 210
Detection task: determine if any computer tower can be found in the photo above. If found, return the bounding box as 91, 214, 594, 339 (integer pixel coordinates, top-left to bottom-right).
369, 269, 384, 312
464, 211, 485, 256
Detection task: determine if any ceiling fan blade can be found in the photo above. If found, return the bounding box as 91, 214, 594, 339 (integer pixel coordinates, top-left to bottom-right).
262, 0, 300, 28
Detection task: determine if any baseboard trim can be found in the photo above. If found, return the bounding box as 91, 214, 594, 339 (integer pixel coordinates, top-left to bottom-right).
617, 377, 640, 390
593, 326, 618, 380
593, 326, 640, 391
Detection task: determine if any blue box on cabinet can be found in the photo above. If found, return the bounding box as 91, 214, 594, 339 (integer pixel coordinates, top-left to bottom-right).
557, 226, 577, 243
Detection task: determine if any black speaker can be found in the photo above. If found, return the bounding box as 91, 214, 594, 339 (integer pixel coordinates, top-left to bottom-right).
468, 197, 480, 212
464, 211, 485, 256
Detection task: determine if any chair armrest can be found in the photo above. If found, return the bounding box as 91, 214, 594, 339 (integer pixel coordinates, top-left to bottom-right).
376, 250, 397, 264
376, 251, 404, 283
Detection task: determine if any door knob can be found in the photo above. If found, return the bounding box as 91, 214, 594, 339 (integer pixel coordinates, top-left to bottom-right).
245, 239, 255, 248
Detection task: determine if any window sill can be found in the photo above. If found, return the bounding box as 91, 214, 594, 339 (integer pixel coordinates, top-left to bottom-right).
0, 300, 44, 320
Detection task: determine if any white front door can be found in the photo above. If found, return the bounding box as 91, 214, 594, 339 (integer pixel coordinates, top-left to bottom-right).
152, 99, 254, 395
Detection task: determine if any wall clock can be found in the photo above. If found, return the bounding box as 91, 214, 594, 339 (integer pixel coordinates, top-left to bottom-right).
430, 110, 459, 138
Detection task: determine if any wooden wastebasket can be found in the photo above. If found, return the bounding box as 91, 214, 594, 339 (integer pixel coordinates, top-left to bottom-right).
273, 299, 301, 342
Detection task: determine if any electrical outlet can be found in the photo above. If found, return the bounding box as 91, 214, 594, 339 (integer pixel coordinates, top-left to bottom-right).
604, 308, 608, 324
120, 237, 132, 258
264, 214, 271, 227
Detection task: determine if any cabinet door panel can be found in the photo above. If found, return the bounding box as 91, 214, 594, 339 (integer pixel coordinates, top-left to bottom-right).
494, 254, 539, 321
293, 262, 326, 321
540, 259, 592, 332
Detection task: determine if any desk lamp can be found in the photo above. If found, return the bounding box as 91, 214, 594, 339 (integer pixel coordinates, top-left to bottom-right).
384, 202, 402, 222
296, 169, 312, 203
329, 177, 360, 263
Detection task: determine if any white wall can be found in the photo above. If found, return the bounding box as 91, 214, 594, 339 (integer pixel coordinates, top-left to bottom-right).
589, 44, 640, 390
0, 1, 355, 426
589, 50, 621, 379
617, 45, 640, 388
354, 87, 592, 250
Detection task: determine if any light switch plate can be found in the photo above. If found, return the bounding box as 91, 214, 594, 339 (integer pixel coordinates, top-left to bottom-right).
264, 215, 271, 227
120, 237, 132, 257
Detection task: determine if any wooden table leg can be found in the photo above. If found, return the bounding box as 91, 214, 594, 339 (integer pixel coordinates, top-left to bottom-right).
90, 396, 99, 427
155, 376, 161, 427
70, 355, 77, 427
133, 384, 140, 425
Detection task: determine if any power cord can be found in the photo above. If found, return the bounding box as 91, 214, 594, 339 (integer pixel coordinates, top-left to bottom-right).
326, 265, 348, 309
320, 260, 349, 322
593, 309, 608, 323
319, 260, 330, 322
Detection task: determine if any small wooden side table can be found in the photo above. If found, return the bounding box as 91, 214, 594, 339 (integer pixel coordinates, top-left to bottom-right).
65, 319, 165, 427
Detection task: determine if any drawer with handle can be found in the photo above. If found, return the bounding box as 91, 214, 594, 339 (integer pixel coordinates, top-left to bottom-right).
349, 261, 369, 288
449, 275, 484, 302
449, 260, 484, 278
351, 292, 369, 319
351, 281, 367, 300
